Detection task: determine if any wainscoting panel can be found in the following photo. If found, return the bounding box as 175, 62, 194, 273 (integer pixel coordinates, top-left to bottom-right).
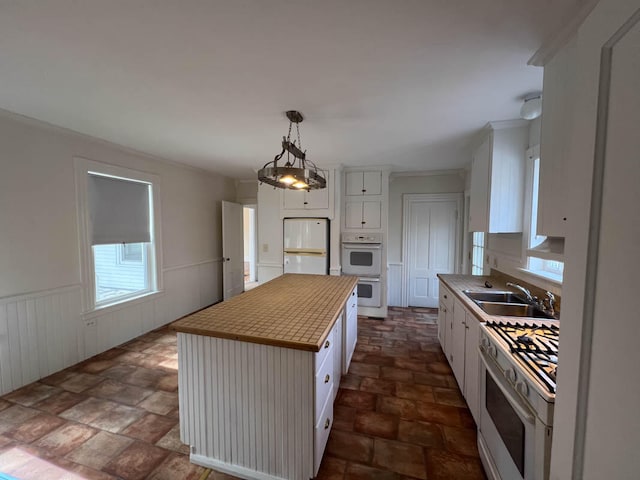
0, 260, 223, 396
178, 333, 314, 480
0, 286, 82, 396
387, 263, 404, 307
257, 263, 283, 285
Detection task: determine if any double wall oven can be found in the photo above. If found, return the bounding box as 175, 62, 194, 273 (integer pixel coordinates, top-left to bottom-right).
341, 233, 382, 308
478, 320, 557, 480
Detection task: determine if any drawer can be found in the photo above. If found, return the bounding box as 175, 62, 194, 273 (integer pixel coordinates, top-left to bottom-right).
313, 389, 334, 475
315, 351, 334, 421
439, 284, 453, 311
315, 326, 335, 373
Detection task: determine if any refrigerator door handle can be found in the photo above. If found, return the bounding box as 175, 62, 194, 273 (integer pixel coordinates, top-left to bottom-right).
284, 251, 326, 257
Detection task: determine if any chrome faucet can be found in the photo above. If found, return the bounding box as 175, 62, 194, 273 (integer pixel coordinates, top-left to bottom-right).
544, 291, 556, 316
506, 282, 533, 303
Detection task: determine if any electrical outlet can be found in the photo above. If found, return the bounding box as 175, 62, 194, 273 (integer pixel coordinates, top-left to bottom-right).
85, 320, 96, 327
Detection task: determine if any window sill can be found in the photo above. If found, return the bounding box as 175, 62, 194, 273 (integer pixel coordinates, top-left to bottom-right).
83, 290, 164, 319
516, 267, 563, 286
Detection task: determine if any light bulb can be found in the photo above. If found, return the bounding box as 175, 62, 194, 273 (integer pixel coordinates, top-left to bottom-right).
292, 180, 308, 189
279, 174, 296, 185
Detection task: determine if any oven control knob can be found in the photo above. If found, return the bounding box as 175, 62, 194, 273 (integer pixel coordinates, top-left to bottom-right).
516, 381, 529, 397
505, 368, 517, 383
481, 338, 490, 348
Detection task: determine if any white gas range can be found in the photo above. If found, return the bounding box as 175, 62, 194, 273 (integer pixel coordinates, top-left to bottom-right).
477, 319, 559, 480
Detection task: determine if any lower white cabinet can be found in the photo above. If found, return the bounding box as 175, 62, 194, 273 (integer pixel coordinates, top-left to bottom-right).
343, 286, 358, 373
438, 281, 481, 424
438, 284, 454, 356
451, 297, 481, 423
177, 286, 357, 480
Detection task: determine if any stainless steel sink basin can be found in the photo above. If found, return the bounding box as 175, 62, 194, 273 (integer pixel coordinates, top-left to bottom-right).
463, 290, 528, 304
475, 301, 554, 319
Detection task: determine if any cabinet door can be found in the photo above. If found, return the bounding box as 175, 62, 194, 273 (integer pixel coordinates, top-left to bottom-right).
283, 189, 306, 210
345, 172, 364, 196
362, 171, 382, 195
305, 170, 330, 209
451, 299, 466, 390
469, 136, 491, 232
362, 201, 381, 229
344, 201, 364, 229
438, 302, 448, 351
464, 315, 480, 423
538, 38, 575, 237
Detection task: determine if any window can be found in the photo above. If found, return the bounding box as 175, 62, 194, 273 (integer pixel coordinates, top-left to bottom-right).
525, 155, 564, 282
76, 158, 160, 310
471, 232, 485, 275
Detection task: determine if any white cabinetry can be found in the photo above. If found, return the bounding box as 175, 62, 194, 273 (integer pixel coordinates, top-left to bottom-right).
344, 200, 382, 230
342, 169, 388, 232
538, 37, 577, 237
345, 171, 382, 196
438, 280, 481, 423
438, 284, 453, 353
469, 121, 529, 233
281, 169, 333, 217
450, 297, 480, 423
343, 286, 358, 373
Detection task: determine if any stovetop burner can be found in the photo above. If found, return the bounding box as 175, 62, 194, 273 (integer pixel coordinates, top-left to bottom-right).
485, 321, 559, 394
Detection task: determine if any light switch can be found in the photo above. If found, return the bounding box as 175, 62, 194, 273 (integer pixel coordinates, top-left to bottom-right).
262, 243, 269, 253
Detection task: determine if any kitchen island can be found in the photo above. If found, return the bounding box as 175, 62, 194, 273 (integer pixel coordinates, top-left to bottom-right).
172, 274, 358, 480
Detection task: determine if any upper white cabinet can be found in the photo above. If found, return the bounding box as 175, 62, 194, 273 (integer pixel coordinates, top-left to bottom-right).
345, 171, 382, 196
537, 37, 577, 237
469, 121, 529, 233
342, 169, 388, 232
283, 171, 330, 210
280, 169, 335, 219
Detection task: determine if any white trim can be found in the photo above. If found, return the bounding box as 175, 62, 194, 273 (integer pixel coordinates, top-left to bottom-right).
401, 193, 463, 307
528, 0, 600, 66
390, 169, 465, 178
82, 290, 165, 319
0, 284, 81, 304
74, 157, 164, 313
191, 452, 284, 480
163, 258, 224, 272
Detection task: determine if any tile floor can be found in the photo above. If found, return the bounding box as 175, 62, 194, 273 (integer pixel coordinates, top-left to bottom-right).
0, 307, 485, 480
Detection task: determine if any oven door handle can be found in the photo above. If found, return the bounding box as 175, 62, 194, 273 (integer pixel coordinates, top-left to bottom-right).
342, 243, 382, 249
480, 347, 536, 425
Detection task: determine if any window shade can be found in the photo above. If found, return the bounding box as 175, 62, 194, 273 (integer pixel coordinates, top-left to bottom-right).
88, 174, 151, 245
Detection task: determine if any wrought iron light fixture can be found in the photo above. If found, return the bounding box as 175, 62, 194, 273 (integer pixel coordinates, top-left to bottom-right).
258, 110, 326, 190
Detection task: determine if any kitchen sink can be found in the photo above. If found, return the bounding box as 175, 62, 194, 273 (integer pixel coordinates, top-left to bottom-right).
475, 301, 555, 319
463, 290, 528, 304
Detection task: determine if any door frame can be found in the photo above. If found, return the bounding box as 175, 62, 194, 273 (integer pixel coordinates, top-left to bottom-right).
401, 193, 463, 307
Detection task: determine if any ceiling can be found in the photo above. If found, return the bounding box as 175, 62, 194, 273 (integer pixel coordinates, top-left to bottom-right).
0, 0, 582, 179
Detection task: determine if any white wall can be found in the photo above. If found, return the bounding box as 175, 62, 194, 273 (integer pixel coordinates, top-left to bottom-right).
387, 173, 465, 306
388, 173, 465, 263
237, 180, 258, 205
0, 109, 236, 395
256, 184, 284, 283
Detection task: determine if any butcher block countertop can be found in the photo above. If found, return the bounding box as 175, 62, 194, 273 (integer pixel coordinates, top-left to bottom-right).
171, 274, 358, 352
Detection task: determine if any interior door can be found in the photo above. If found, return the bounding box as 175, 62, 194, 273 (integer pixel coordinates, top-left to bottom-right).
222, 200, 244, 300
407, 195, 459, 307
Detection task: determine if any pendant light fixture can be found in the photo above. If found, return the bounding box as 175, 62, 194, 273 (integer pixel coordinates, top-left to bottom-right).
520, 92, 543, 120
257, 110, 326, 190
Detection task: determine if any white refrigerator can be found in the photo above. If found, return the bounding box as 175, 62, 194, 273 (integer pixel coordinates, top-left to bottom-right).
283, 218, 329, 275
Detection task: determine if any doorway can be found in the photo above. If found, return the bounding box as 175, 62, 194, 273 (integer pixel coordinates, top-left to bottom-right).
243, 205, 258, 290
402, 193, 461, 308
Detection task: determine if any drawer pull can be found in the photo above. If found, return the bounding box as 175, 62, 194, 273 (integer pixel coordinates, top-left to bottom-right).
324, 374, 330, 383
324, 418, 331, 429
324, 340, 330, 349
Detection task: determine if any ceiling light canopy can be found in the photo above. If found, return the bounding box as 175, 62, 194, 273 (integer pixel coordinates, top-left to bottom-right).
258, 111, 326, 191
520, 93, 543, 120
